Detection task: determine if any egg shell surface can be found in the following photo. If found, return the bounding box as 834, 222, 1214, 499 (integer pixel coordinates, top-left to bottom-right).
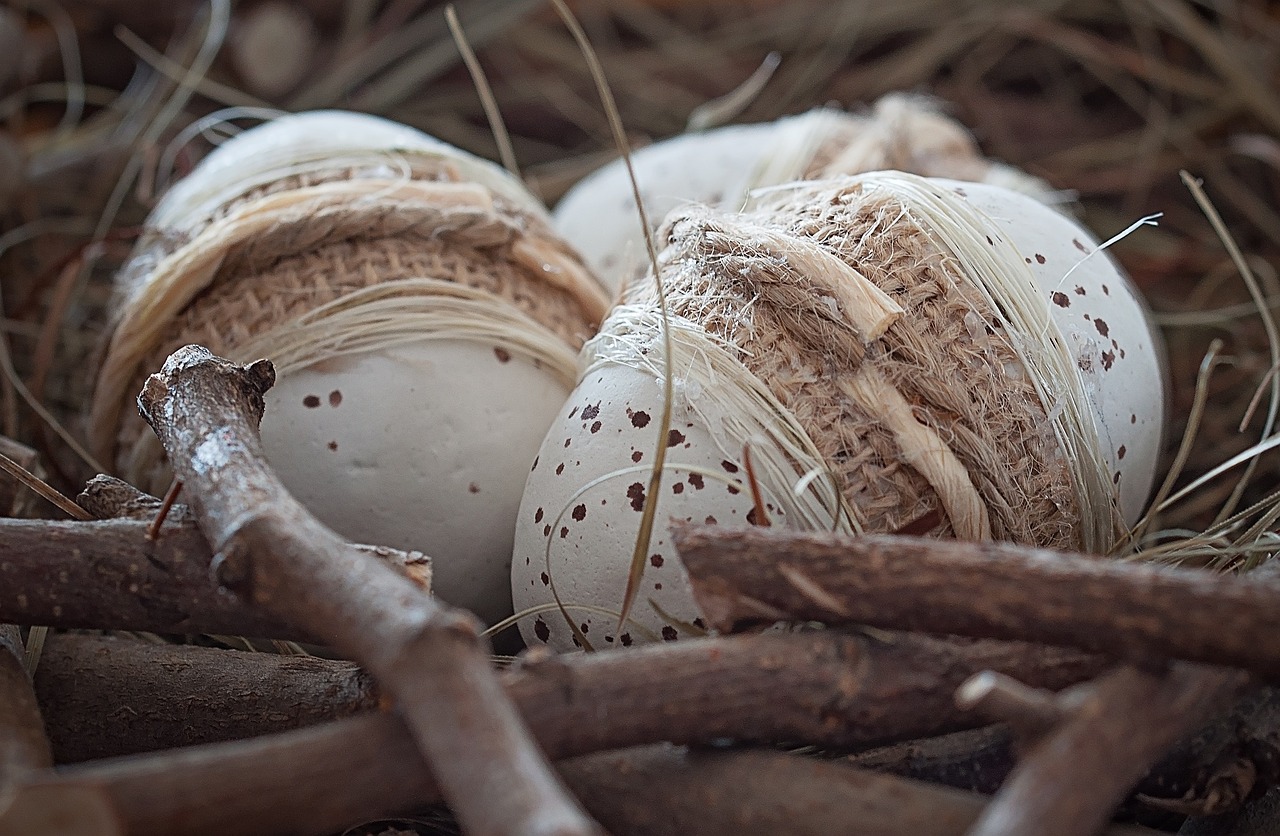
553, 112, 844, 291
261, 339, 571, 627
511, 361, 769, 650
933, 179, 1165, 525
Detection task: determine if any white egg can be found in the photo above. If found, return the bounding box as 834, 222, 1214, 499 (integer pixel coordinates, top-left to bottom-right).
554, 94, 1062, 294
95, 111, 607, 627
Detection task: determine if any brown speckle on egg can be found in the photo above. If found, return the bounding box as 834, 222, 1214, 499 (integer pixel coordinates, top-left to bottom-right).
328, 390, 342, 407
662, 626, 678, 641
590, 421, 602, 433
540, 572, 549, 586
327, 440, 338, 451
628, 482, 646, 511
1118, 445, 1127, 460
668, 428, 686, 447
1052, 292, 1070, 308
1035, 253, 1046, 264
629, 409, 651, 428
535, 507, 544, 523
650, 554, 664, 567
581, 402, 600, 420
673, 482, 685, 494
1095, 318, 1110, 337
689, 473, 705, 490
1101, 350, 1116, 371
632, 450, 643, 463
556, 463, 565, 476
620, 633, 633, 646
303, 395, 321, 408
468, 483, 480, 494
534, 618, 550, 642
722, 460, 739, 473
559, 526, 569, 539
572, 503, 587, 521
1074, 285, 1086, 296
493, 347, 511, 363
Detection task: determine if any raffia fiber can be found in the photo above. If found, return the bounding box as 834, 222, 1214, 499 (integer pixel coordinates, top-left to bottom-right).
627, 178, 1086, 551
92, 158, 607, 490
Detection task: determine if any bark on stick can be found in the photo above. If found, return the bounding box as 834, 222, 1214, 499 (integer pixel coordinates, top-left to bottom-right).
133, 345, 596, 836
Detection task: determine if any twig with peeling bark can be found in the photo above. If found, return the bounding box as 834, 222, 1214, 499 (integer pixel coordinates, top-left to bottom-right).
132, 345, 596, 836
674, 524, 1280, 678
1, 630, 1107, 835
967, 662, 1248, 836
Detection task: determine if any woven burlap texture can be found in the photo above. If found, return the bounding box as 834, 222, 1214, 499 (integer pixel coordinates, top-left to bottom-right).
93, 161, 608, 490
631, 179, 1084, 551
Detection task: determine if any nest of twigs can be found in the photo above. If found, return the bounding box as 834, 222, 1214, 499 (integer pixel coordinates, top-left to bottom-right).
1, 1, 1279, 835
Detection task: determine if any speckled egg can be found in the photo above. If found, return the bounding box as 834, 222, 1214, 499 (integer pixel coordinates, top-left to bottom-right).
514, 171, 1165, 650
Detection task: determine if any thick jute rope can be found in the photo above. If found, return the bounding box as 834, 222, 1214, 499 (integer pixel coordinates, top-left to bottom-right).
597, 171, 1118, 554
93, 153, 609, 492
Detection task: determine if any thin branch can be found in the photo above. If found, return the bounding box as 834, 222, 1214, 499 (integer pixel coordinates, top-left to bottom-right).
0, 515, 428, 641
969, 663, 1248, 836
134, 345, 596, 836
674, 524, 1280, 679
33, 634, 378, 764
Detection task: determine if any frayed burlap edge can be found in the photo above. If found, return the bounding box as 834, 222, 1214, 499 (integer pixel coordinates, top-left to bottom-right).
629, 177, 1091, 552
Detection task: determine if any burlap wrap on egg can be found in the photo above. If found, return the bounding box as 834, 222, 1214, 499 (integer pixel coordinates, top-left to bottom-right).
92, 159, 608, 494
629, 178, 1086, 551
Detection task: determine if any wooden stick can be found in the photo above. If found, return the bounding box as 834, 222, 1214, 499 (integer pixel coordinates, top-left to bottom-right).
846, 725, 1017, 796
560, 744, 1154, 836
133, 345, 596, 836
850, 684, 1280, 816
0, 438, 53, 789
3, 630, 1107, 835
674, 524, 1280, 678
0, 625, 51, 789
32, 634, 378, 763
0, 515, 430, 641
969, 663, 1248, 836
